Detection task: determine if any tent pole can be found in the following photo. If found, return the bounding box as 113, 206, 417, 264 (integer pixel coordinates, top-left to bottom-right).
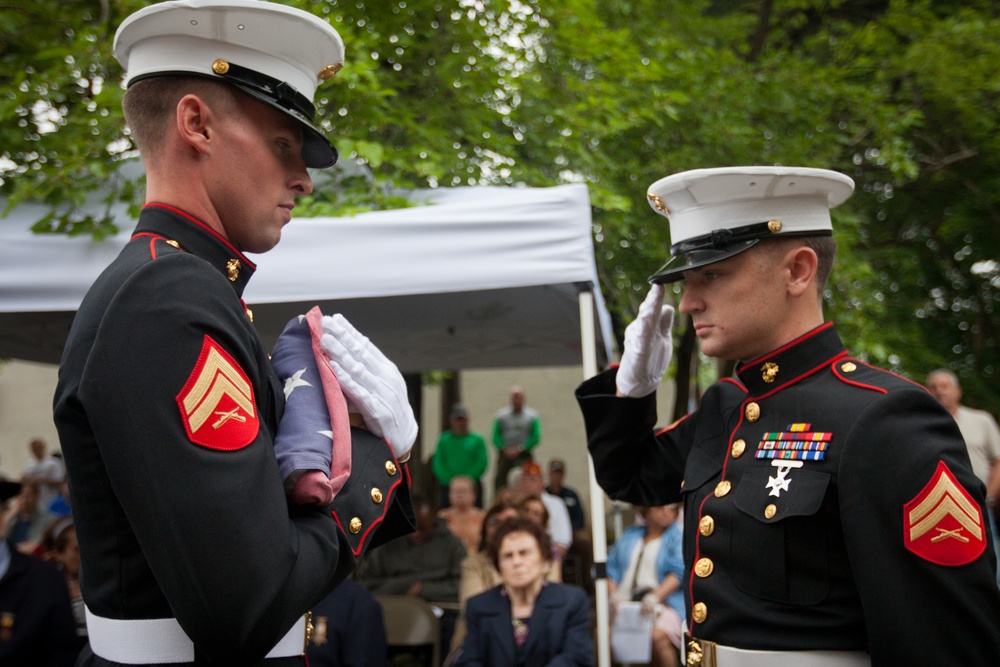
578, 288, 611, 667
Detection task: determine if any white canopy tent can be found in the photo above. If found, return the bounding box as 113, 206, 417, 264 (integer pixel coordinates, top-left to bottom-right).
0, 184, 614, 370
0, 183, 618, 665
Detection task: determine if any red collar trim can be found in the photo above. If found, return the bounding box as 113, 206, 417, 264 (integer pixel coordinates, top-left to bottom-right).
142, 203, 256, 270
740, 321, 835, 369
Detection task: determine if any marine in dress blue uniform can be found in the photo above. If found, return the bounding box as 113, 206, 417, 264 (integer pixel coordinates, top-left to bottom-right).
576, 167, 1000, 666
53, 2, 413, 665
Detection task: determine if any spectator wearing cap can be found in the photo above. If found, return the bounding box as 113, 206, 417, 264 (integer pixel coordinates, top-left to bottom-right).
576, 166, 1000, 663
545, 459, 585, 531
432, 403, 489, 509
546, 459, 593, 591
491, 385, 542, 493
508, 462, 572, 559
0, 480, 80, 666
51, 2, 414, 665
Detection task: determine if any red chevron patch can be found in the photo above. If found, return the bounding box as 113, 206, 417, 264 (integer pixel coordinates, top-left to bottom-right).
176, 335, 258, 451
904, 460, 985, 566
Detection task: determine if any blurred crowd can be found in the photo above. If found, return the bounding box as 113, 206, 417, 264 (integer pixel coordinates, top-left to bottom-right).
7, 366, 997, 667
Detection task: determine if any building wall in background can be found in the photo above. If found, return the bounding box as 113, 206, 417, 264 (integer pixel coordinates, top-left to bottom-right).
1, 359, 678, 542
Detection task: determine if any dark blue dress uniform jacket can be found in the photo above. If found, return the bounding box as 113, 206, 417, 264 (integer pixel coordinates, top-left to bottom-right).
54, 205, 412, 666
576, 322, 1000, 665
457, 583, 594, 667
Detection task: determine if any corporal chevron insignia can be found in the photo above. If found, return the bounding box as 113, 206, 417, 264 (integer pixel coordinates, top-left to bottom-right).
176, 335, 259, 451
904, 460, 985, 566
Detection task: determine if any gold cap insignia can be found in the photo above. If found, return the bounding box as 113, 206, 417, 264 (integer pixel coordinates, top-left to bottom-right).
318, 62, 343, 81
767, 218, 783, 233
648, 193, 670, 215
761, 362, 779, 383
212, 59, 230, 75
226, 259, 241, 282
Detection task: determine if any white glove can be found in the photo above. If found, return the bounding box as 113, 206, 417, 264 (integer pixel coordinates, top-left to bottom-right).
616, 284, 675, 398
319, 314, 417, 461
640, 592, 660, 618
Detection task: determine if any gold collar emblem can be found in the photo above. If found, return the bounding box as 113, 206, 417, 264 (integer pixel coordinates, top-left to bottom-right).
761, 362, 779, 383
226, 259, 241, 282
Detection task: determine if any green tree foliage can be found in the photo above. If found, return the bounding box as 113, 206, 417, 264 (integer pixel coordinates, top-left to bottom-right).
2, 0, 999, 410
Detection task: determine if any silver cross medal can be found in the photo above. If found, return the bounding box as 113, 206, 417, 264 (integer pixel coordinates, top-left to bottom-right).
766, 460, 803, 497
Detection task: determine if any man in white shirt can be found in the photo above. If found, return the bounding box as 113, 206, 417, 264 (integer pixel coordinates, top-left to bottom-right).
20, 438, 64, 514
927, 368, 1000, 585
509, 462, 573, 556
926, 370, 1000, 501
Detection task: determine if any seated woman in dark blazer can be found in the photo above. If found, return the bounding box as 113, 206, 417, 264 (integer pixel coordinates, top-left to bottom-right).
456, 516, 594, 666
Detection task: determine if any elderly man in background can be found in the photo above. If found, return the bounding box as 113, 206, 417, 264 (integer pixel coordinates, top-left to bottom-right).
927, 368, 1000, 584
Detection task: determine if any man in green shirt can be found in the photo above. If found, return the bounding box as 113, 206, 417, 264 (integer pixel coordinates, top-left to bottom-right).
433, 404, 488, 508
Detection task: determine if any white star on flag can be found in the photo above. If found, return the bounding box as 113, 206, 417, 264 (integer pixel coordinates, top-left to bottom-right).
283, 367, 312, 398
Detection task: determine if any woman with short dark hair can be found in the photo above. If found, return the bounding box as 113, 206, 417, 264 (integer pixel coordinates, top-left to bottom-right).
457, 517, 593, 666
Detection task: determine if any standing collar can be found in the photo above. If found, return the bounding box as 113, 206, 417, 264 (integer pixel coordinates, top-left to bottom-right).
131, 204, 256, 296
735, 322, 848, 396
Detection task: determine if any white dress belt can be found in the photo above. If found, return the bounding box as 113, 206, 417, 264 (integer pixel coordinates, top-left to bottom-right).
684, 634, 871, 667
85, 607, 306, 664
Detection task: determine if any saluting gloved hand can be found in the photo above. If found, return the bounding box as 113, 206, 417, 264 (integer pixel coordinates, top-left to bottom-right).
320, 314, 417, 461
616, 284, 675, 398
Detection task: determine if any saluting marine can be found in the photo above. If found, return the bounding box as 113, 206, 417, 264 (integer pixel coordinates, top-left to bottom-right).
576, 166, 1000, 666
54, 1, 413, 665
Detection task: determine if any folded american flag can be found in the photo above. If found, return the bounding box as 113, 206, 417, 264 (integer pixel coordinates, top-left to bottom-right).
270, 307, 352, 504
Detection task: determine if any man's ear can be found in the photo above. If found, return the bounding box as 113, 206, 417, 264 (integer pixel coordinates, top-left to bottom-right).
175, 94, 214, 156
786, 245, 818, 298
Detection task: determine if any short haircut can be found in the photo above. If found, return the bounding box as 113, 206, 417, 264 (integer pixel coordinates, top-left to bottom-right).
487, 516, 553, 569
756, 235, 837, 295
122, 76, 241, 156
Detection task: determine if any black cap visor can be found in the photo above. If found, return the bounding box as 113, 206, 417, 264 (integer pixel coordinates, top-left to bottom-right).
231, 82, 338, 169
214, 60, 337, 168
648, 239, 759, 284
